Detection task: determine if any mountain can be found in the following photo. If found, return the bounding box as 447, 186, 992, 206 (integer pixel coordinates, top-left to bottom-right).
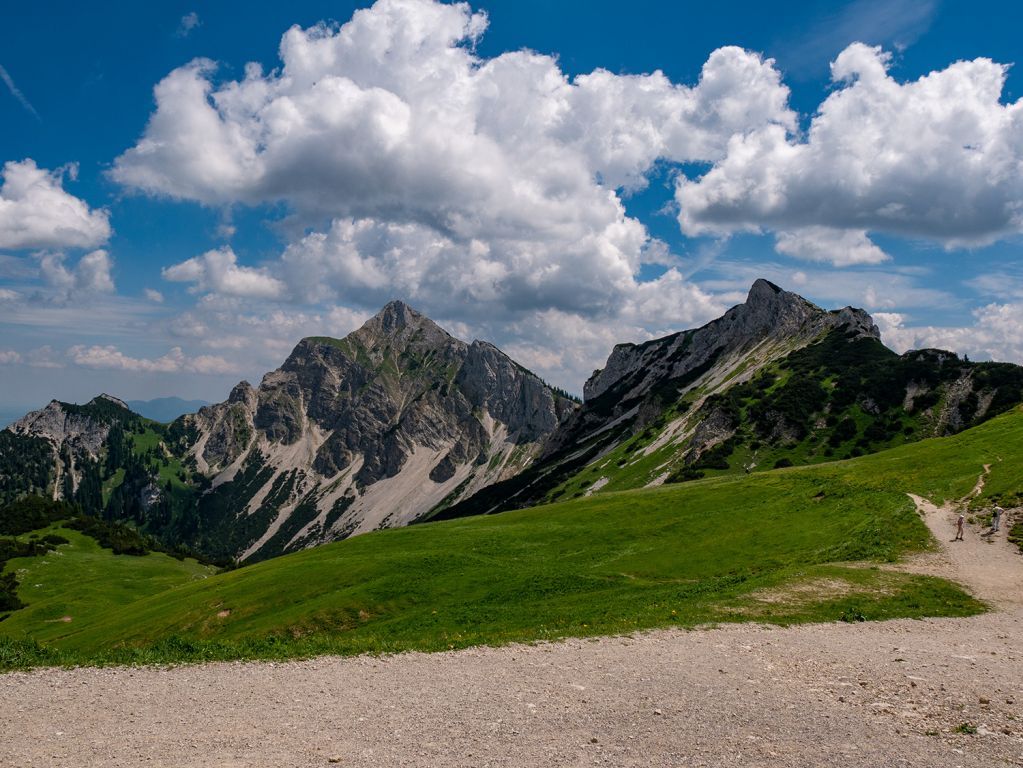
3, 284, 1021, 564
432, 280, 1023, 520
0, 302, 577, 562
126, 397, 210, 423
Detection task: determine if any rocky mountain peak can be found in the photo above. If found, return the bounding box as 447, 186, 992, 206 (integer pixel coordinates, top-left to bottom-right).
832, 306, 881, 340
727, 278, 820, 337
745, 278, 783, 304
8, 397, 116, 461
165, 298, 578, 557
227, 381, 257, 407
362, 299, 439, 337
583, 280, 878, 404
352, 300, 463, 358
92, 393, 130, 410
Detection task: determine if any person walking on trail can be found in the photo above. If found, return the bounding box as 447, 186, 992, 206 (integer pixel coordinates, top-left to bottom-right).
955, 513, 965, 541
991, 506, 1003, 534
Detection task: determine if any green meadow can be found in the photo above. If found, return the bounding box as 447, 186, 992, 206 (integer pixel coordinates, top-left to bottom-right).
2, 405, 1020, 671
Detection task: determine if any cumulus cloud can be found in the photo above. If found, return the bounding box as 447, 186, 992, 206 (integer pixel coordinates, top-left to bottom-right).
774, 227, 889, 266
113, 0, 791, 325
876, 304, 1023, 364
0, 160, 111, 250
105, 0, 1023, 389
162, 246, 285, 299
143, 288, 164, 303
0, 349, 21, 364
69, 344, 236, 374
38, 249, 115, 300
677, 43, 1023, 259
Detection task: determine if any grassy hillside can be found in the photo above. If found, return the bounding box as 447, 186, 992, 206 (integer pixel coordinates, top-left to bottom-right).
2, 406, 1019, 671
1, 526, 213, 645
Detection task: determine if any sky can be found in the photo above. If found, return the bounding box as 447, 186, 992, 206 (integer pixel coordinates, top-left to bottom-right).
1, 0, 1022, 412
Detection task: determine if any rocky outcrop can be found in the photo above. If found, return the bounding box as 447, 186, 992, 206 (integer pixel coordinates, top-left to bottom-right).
4, 394, 139, 499
9, 395, 122, 460
191, 382, 257, 473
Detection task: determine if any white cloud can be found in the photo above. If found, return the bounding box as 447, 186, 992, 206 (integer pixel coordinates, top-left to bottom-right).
0, 287, 19, 302
774, 227, 889, 266
876, 304, 1023, 364
162, 246, 285, 299
0, 349, 21, 364
0, 160, 111, 250
677, 43, 1023, 256
73, 249, 115, 293
112, 0, 790, 328
38, 249, 115, 300
68, 344, 236, 374
144, 288, 164, 303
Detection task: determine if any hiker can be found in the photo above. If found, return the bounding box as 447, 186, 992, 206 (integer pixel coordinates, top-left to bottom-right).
955, 513, 965, 541
991, 506, 1003, 534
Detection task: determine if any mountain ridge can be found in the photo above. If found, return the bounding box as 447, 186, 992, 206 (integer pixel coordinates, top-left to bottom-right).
2, 285, 1021, 564
431, 281, 1022, 521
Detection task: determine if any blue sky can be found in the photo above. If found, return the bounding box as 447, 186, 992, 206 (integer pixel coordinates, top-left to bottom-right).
1, 0, 1022, 412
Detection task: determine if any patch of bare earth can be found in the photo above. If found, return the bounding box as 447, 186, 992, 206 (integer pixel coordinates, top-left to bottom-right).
3, 471, 1023, 767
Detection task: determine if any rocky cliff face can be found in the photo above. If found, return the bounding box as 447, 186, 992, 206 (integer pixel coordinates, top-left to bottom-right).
9, 394, 126, 458
583, 280, 877, 404
171, 301, 577, 560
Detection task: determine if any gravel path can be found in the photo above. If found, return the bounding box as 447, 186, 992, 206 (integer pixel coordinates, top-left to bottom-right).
3, 487, 1022, 768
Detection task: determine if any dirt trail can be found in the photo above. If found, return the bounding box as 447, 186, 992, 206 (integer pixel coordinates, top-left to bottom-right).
906, 466, 1023, 609
3, 474, 1023, 767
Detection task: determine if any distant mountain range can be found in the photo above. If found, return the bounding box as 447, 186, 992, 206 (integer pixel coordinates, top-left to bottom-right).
126, 397, 210, 423
0, 399, 207, 430
2, 280, 1021, 566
